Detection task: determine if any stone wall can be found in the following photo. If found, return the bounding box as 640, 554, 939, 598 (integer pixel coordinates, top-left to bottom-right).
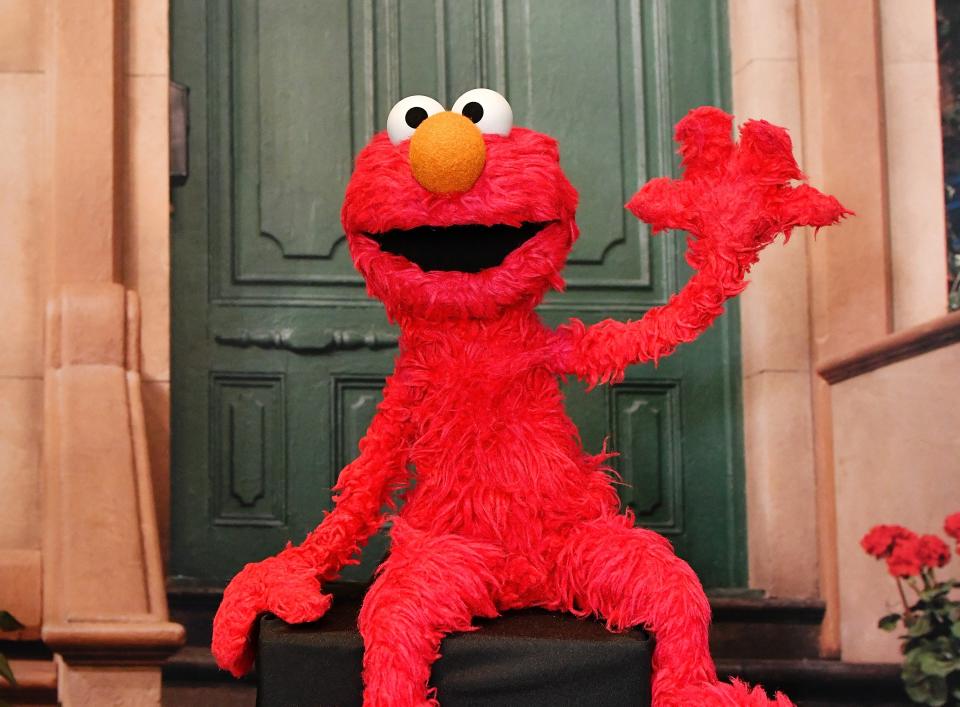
0, 0, 171, 632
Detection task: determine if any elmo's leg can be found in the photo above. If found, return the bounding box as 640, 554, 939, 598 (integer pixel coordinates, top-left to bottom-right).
358, 520, 503, 707
554, 516, 793, 707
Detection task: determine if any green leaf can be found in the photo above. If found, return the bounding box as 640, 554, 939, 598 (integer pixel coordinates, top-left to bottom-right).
0, 612, 22, 633
905, 660, 932, 683
905, 673, 950, 706
909, 615, 935, 637
932, 603, 955, 620
927, 675, 949, 706
905, 677, 932, 703
0, 653, 15, 687
921, 585, 953, 602
879, 613, 902, 631
919, 651, 959, 678
932, 636, 955, 652
952, 621, 960, 640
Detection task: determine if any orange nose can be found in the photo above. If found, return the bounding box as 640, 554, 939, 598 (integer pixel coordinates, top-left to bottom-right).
409, 112, 486, 194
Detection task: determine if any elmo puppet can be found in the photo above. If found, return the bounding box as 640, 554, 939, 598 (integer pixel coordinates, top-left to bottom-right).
212, 87, 848, 706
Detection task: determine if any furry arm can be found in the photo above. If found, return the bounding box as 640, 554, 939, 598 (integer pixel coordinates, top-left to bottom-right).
551, 107, 848, 385
212, 374, 416, 676
276, 375, 416, 577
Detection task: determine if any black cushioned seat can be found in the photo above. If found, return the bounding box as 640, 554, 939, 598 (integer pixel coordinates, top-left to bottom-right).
257, 584, 652, 707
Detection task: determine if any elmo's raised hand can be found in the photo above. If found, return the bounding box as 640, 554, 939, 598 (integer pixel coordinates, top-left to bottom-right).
556, 106, 849, 385
629, 106, 849, 267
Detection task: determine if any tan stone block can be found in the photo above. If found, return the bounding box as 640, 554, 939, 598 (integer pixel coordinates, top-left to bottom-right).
732, 58, 804, 154
832, 343, 960, 662
51, 0, 119, 284
883, 61, 948, 329
731, 32, 812, 379
796, 1, 825, 179
729, 0, 798, 74
0, 74, 49, 378
126, 0, 168, 77
0, 377, 43, 550
3, 658, 55, 689
56, 364, 149, 618
803, 0, 892, 360
142, 381, 170, 563
740, 230, 812, 377
743, 370, 818, 598
0, 549, 41, 629
58, 284, 126, 367
123, 76, 170, 382
880, 0, 937, 64
59, 664, 162, 707
0, 0, 47, 72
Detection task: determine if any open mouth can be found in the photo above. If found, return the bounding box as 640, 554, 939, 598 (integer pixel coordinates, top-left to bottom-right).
363, 222, 549, 273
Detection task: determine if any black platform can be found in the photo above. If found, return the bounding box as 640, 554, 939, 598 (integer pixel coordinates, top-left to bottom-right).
256, 584, 652, 706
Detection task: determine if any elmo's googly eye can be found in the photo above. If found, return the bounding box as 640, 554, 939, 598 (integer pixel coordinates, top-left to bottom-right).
387, 95, 444, 145
451, 88, 512, 137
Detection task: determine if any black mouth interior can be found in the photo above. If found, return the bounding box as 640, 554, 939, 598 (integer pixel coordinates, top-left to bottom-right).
364, 222, 549, 273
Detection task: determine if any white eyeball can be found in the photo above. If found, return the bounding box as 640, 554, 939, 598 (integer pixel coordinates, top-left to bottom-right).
451, 88, 513, 136
386, 95, 444, 145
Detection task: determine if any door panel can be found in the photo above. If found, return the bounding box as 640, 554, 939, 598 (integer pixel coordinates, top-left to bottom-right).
210, 372, 287, 526
171, 0, 744, 588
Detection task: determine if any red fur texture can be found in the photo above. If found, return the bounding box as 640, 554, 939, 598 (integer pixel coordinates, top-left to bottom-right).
212, 106, 848, 706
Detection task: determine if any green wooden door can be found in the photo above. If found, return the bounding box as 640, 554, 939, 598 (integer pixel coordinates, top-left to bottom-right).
170, 0, 745, 589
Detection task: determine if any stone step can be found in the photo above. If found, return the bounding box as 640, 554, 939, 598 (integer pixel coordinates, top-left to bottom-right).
709, 595, 825, 660
0, 642, 57, 706
169, 584, 826, 660
163, 645, 257, 706
715, 658, 909, 706
163, 649, 910, 707
166, 584, 838, 704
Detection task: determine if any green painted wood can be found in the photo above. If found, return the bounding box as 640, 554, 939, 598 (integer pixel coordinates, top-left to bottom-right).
170, 0, 744, 589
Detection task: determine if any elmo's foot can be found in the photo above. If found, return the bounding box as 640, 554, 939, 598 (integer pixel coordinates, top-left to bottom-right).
656, 678, 795, 707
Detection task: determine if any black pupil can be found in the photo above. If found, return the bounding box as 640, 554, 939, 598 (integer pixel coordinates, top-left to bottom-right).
405, 106, 428, 129
462, 101, 484, 123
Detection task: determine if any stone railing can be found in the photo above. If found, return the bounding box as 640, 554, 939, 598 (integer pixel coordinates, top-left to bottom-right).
42, 284, 183, 704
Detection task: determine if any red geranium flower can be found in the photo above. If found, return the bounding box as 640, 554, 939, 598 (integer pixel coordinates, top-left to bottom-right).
861, 525, 917, 559
917, 534, 951, 569
944, 512, 960, 541
886, 536, 923, 578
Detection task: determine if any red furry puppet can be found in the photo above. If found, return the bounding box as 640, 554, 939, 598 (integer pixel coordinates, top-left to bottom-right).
212, 88, 847, 706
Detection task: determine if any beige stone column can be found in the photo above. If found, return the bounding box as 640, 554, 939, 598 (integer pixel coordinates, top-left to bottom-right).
811, 1, 957, 663
50, 0, 121, 284
879, 0, 947, 329
730, 0, 819, 604
798, 0, 893, 656
42, 1, 183, 704
0, 0, 49, 641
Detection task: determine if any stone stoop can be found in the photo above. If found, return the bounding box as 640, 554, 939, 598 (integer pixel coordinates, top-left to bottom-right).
0, 641, 57, 706
709, 595, 826, 660
716, 659, 909, 706
164, 588, 256, 707
164, 586, 910, 706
